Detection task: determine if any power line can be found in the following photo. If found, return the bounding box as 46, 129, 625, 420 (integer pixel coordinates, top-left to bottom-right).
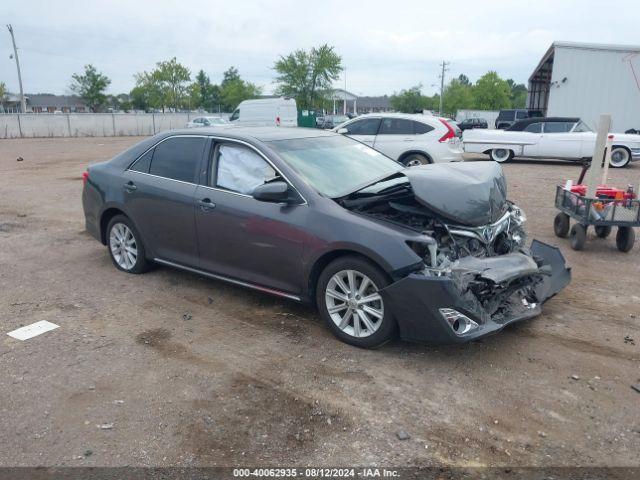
7, 24, 26, 113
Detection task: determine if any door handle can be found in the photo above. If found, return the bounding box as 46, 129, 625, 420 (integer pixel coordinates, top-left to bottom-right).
198, 198, 216, 211
124, 181, 137, 192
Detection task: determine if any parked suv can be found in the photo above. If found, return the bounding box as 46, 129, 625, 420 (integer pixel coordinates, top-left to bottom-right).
495, 109, 544, 129
458, 117, 488, 131
334, 113, 463, 165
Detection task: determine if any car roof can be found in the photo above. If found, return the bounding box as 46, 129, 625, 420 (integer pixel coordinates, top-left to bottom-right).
164, 126, 337, 142
507, 117, 580, 130
353, 112, 447, 124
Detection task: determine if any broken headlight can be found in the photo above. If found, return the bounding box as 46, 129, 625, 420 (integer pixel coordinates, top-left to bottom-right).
510, 205, 526, 225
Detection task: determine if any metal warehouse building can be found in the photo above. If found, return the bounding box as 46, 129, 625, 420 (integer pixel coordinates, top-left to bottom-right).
528, 41, 640, 132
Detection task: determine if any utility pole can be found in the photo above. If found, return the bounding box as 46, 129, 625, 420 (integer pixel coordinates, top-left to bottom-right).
7, 24, 26, 113
438, 60, 449, 116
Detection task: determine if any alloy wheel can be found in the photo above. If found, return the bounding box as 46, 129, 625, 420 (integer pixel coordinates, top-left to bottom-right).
325, 269, 384, 338
109, 222, 138, 270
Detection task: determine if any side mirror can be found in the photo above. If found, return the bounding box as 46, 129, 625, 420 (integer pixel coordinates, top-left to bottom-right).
336, 127, 348, 134
252, 181, 290, 203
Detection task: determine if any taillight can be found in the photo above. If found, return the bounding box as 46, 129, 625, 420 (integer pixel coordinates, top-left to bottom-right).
276, 116, 281, 126
82, 170, 89, 185
438, 118, 455, 143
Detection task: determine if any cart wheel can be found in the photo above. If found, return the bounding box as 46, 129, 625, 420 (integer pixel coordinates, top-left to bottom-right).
554, 212, 570, 238
616, 227, 635, 252
569, 224, 587, 250
595, 226, 612, 239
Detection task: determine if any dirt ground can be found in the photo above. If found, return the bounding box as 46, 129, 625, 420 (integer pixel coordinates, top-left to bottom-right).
1, 136, 639, 468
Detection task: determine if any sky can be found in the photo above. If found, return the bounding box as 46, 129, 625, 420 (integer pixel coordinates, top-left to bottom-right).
1, 0, 639, 97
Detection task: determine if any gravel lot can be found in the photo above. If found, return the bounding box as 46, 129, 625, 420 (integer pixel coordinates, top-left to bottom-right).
1, 137, 639, 468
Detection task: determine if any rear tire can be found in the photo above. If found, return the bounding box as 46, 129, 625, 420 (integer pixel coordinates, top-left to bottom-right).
569, 224, 587, 251
107, 215, 150, 274
403, 153, 430, 167
316, 256, 396, 348
554, 213, 570, 238
610, 147, 631, 168
595, 225, 612, 239
616, 227, 635, 252
489, 148, 514, 163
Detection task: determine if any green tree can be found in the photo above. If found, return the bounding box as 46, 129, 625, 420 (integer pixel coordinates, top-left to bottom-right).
220, 67, 261, 111
194, 70, 211, 109
152, 57, 191, 111
273, 44, 343, 109
506, 78, 528, 108
131, 71, 163, 111
133, 58, 191, 112
473, 71, 511, 110
0, 81, 6, 113
390, 85, 432, 113
190, 70, 222, 111
443, 78, 474, 114
70, 64, 111, 112
457, 74, 471, 86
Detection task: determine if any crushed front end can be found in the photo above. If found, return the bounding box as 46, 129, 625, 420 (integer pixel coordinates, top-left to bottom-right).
380, 240, 571, 343
339, 162, 571, 344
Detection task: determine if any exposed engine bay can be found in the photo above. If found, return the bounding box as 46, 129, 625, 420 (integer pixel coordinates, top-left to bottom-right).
338, 163, 528, 270
339, 162, 570, 336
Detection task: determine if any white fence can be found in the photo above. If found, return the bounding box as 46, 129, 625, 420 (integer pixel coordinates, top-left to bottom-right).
0, 113, 229, 139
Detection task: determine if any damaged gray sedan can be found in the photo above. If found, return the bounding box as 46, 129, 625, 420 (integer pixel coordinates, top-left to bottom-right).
82, 127, 570, 348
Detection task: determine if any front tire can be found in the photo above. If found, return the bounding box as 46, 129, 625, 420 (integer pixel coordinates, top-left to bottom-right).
107, 215, 150, 274
554, 212, 570, 238
316, 256, 396, 348
489, 148, 513, 163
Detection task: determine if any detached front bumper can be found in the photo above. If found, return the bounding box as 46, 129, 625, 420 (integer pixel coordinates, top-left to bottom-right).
380, 240, 571, 344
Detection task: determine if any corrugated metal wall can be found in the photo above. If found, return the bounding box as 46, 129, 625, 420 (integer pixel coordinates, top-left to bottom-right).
547, 46, 640, 132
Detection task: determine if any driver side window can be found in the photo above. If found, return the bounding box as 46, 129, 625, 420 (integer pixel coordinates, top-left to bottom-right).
213, 144, 277, 195
229, 109, 239, 122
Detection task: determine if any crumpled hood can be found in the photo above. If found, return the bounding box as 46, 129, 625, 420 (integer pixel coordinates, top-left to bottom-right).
402, 162, 508, 227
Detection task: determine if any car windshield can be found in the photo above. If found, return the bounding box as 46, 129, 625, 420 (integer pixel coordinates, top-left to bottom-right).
267, 135, 403, 198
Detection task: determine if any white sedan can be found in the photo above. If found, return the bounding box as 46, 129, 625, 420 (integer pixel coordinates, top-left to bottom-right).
186, 116, 229, 128
333, 113, 463, 165
463, 117, 640, 168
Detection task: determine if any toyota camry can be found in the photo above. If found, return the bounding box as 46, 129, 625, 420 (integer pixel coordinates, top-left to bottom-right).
82, 127, 571, 348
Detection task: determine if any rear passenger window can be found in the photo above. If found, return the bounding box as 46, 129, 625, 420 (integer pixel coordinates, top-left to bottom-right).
516, 111, 528, 119
544, 122, 572, 133
379, 118, 414, 135
524, 122, 543, 133
413, 121, 434, 134
130, 149, 153, 173
149, 136, 206, 183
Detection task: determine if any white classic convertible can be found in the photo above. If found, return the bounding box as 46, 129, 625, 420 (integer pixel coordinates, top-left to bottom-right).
463, 117, 640, 168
